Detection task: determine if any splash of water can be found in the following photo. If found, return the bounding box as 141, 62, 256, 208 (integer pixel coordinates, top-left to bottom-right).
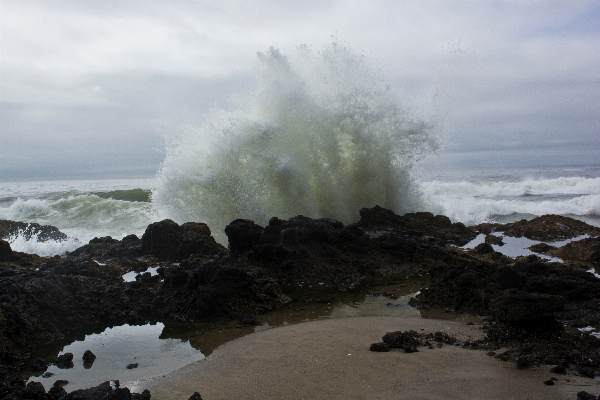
153, 42, 439, 241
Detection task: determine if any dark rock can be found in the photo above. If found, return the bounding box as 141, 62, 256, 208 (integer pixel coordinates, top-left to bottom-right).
188, 392, 203, 400
0, 240, 13, 262
502, 215, 600, 241
577, 392, 598, 400
62, 380, 130, 400
31, 358, 48, 372
485, 235, 504, 246
474, 243, 495, 254
490, 290, 566, 324
54, 380, 69, 387
542, 379, 554, 385
142, 220, 224, 260
0, 220, 69, 242
529, 243, 556, 254
126, 363, 138, 369
55, 353, 74, 368
516, 356, 532, 369
577, 366, 596, 379
89, 237, 119, 245
369, 342, 390, 352
225, 219, 264, 253
550, 364, 567, 374
83, 350, 97, 363
403, 346, 419, 353
131, 389, 151, 400
49, 386, 68, 399
26, 381, 46, 394
42, 372, 54, 378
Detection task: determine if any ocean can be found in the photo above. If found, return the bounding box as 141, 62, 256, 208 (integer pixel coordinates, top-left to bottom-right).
1, 43, 598, 256
1, 159, 598, 257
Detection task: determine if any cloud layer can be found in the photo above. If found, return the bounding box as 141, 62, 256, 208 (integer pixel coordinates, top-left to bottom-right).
1, 0, 599, 180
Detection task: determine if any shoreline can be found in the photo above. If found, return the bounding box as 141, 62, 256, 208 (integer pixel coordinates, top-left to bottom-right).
135, 315, 600, 399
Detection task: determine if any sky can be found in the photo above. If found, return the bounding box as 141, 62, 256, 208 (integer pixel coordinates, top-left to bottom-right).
1, 0, 599, 181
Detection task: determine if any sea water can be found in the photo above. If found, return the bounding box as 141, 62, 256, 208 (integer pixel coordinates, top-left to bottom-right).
1, 43, 598, 255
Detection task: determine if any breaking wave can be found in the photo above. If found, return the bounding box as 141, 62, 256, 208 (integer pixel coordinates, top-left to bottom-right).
153, 42, 439, 241
421, 177, 600, 226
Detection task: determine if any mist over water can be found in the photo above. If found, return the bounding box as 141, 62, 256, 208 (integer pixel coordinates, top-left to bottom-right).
153, 43, 439, 240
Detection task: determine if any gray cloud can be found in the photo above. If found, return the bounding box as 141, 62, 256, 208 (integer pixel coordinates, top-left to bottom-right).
1, 0, 599, 180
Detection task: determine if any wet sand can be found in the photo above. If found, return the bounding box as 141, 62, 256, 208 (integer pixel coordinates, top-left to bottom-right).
134, 316, 600, 399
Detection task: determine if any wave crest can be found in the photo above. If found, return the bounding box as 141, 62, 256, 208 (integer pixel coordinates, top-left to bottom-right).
153, 43, 438, 241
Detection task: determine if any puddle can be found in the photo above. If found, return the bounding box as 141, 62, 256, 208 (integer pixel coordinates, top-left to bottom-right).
27, 323, 204, 391
462, 232, 589, 263
26, 280, 444, 393
122, 266, 159, 282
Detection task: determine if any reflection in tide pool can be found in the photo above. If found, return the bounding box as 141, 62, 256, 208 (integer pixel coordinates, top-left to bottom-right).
28, 323, 203, 392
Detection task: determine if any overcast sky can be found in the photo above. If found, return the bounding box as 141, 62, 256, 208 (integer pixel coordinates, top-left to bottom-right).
1, 0, 599, 181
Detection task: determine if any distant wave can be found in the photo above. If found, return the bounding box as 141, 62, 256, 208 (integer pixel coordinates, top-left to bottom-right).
93, 189, 152, 203
0, 193, 157, 245
421, 176, 600, 198
421, 177, 600, 226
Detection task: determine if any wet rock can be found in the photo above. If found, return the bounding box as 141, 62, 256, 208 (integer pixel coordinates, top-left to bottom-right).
516, 356, 532, 369
474, 243, 495, 254
131, 389, 151, 400
82, 350, 96, 363
188, 392, 203, 400
225, 219, 264, 253
542, 379, 554, 385
369, 342, 390, 352
0, 220, 68, 242
31, 358, 48, 372
354, 206, 477, 246
53, 380, 69, 387
42, 372, 54, 378
550, 364, 568, 374
502, 215, 600, 241
529, 243, 556, 254
49, 386, 67, 399
126, 363, 138, 369
0, 240, 12, 262
577, 391, 598, 400
62, 380, 131, 400
485, 235, 504, 246
55, 353, 74, 368
142, 220, 225, 260
26, 381, 46, 394
577, 366, 597, 379
551, 237, 600, 264
490, 290, 566, 324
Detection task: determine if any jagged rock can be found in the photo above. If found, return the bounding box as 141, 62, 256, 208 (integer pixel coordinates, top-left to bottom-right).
502, 215, 600, 241
490, 290, 566, 324
485, 235, 504, 246
225, 219, 264, 253
141, 220, 225, 260
55, 353, 74, 368
474, 243, 495, 254
369, 342, 390, 352
31, 358, 47, 372
188, 392, 203, 400
0, 220, 68, 242
126, 363, 138, 369
62, 380, 131, 400
577, 391, 598, 400
0, 240, 12, 262
354, 206, 477, 246
82, 350, 96, 363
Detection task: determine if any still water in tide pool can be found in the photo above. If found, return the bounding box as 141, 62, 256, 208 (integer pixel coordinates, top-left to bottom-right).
28, 281, 435, 392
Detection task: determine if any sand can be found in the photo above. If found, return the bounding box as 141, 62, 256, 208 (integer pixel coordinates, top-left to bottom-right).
134, 316, 600, 399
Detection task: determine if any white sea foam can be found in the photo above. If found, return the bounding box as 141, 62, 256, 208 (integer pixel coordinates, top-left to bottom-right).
153, 43, 438, 242
420, 175, 600, 227
6, 231, 81, 257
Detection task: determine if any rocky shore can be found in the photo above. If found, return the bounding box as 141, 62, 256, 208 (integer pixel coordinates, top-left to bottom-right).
1, 209, 600, 399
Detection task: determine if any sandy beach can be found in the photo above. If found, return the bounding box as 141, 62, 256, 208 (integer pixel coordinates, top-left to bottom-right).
135, 316, 600, 399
